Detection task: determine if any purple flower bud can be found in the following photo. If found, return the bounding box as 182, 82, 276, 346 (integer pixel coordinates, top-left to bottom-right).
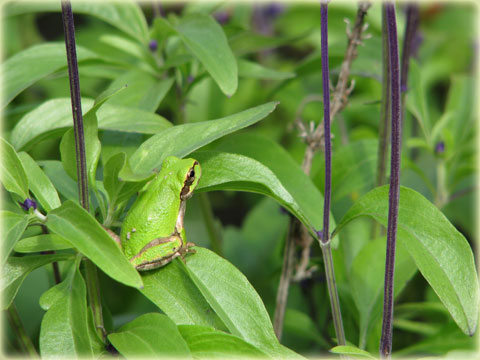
149, 40, 158, 52
401, 84, 408, 93
187, 75, 194, 84
214, 11, 230, 25
19, 198, 37, 211
264, 3, 285, 18
435, 141, 445, 154
316, 230, 324, 242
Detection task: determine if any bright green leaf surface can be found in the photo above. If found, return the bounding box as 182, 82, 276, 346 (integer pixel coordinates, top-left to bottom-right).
47, 201, 143, 289
178, 325, 272, 359
407, 60, 431, 142
140, 260, 216, 327
0, 137, 29, 199
126, 102, 278, 178
238, 59, 295, 80
39, 258, 104, 357
2, 253, 74, 309
11, 98, 172, 151
18, 152, 61, 212
108, 313, 191, 358
176, 13, 237, 96
214, 133, 333, 234
184, 247, 290, 358
1, 211, 29, 263
1, 43, 98, 107
14, 234, 72, 253
350, 237, 417, 348
330, 345, 376, 359
38, 160, 79, 203
335, 186, 479, 335
5, 1, 149, 44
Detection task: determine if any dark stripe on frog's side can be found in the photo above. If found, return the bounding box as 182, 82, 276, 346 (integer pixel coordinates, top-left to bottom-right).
180, 161, 198, 200
129, 231, 183, 262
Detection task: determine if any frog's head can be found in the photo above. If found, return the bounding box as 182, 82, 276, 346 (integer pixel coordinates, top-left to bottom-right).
163, 156, 202, 200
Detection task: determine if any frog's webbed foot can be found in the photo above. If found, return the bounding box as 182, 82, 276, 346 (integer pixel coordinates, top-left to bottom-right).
179, 242, 196, 263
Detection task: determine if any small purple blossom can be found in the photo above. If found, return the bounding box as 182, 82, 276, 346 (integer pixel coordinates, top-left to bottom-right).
435, 141, 445, 154
263, 3, 285, 18
187, 75, 194, 84
149, 40, 158, 52
214, 11, 230, 25
19, 198, 37, 211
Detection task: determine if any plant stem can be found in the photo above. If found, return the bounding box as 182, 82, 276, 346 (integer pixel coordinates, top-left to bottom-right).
198, 193, 223, 256
7, 304, 38, 357
320, 1, 346, 347
61, 0, 105, 342
380, 3, 402, 358
273, 219, 297, 340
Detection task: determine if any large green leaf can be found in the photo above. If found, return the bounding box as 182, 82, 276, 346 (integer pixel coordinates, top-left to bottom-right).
108, 313, 191, 358
47, 201, 143, 289
238, 59, 295, 80
178, 325, 272, 359
0, 138, 28, 199
1, 253, 74, 309
140, 260, 216, 327
11, 98, 172, 151
1, 211, 29, 263
213, 133, 333, 234
184, 248, 298, 359
18, 152, 61, 212
330, 345, 375, 359
350, 237, 417, 348
39, 257, 104, 357
175, 13, 237, 96
406, 60, 431, 142
1, 43, 98, 107
15, 234, 72, 253
125, 102, 278, 178
38, 160, 79, 203
5, 1, 149, 44
334, 186, 479, 335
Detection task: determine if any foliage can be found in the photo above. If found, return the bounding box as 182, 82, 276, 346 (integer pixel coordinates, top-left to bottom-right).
1, 1, 477, 359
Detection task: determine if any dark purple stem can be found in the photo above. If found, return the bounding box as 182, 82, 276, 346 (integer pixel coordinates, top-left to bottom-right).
61, 1, 89, 211
400, 3, 420, 95
380, 3, 402, 359
321, 2, 331, 245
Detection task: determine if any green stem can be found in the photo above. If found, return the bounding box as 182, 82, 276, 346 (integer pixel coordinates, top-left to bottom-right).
198, 193, 223, 256
7, 304, 38, 357
435, 159, 448, 208
84, 260, 106, 341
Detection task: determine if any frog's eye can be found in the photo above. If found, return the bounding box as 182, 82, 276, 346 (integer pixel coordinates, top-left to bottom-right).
189, 169, 195, 179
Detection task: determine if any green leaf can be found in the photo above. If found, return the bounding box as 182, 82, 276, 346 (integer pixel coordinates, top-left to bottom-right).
330, 345, 376, 359
1, 211, 29, 263
213, 133, 334, 234
47, 201, 143, 289
178, 325, 272, 359
38, 160, 79, 203
5, 1, 149, 44
18, 152, 61, 211
350, 237, 417, 347
184, 248, 292, 358
238, 59, 295, 80
125, 102, 278, 178
0, 43, 98, 107
11, 98, 172, 151
14, 234, 72, 253
101, 69, 174, 112
175, 13, 238, 96
39, 257, 104, 357
406, 60, 431, 141
2, 253, 74, 309
334, 186, 479, 335
0, 137, 28, 199
108, 313, 191, 358
140, 260, 216, 327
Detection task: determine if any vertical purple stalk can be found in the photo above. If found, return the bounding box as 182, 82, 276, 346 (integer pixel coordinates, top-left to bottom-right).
380, 2, 401, 358
61, 0, 105, 341
61, 1, 89, 210
320, 1, 346, 346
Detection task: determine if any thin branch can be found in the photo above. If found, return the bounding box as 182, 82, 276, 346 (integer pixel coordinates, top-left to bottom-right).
380, 3, 402, 358
61, 0, 105, 342
6, 304, 38, 356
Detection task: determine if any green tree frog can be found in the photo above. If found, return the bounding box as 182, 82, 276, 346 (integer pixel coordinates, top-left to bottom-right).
110, 156, 201, 271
